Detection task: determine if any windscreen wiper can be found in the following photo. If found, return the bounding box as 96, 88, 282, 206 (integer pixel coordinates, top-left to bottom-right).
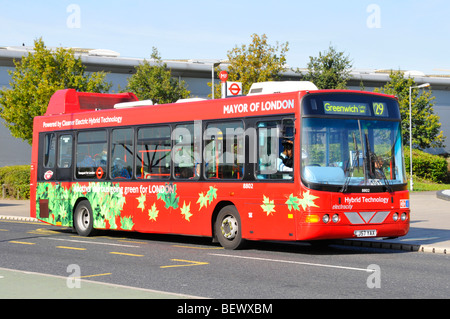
364, 132, 393, 192
340, 133, 359, 193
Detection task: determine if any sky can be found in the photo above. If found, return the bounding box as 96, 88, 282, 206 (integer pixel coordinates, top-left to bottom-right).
0, 0, 449, 74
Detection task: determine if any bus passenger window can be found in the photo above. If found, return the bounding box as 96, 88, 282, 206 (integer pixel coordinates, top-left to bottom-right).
137, 126, 171, 179
111, 128, 134, 179
76, 130, 107, 179
173, 124, 196, 179
58, 135, 72, 168
256, 120, 294, 180
204, 121, 244, 180
43, 133, 56, 168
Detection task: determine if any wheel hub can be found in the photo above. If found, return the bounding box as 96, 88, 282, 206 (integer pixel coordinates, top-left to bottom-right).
78, 207, 90, 231
221, 216, 238, 240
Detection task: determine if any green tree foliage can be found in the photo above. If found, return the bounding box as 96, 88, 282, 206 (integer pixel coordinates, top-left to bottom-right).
125, 47, 190, 104
212, 33, 289, 97
0, 38, 111, 145
374, 70, 444, 149
302, 45, 352, 89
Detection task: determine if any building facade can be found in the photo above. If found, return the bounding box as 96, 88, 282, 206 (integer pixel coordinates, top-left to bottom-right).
1, 46, 449, 166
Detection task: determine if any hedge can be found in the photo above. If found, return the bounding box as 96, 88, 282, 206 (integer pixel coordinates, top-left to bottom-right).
0, 165, 30, 199
404, 148, 448, 183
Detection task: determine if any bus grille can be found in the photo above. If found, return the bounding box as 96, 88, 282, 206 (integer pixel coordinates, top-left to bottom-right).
344, 211, 390, 225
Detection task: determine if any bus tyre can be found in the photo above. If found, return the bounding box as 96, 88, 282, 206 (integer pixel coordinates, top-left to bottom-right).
74, 200, 96, 237
215, 205, 246, 250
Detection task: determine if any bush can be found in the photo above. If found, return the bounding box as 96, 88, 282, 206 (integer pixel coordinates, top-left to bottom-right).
0, 165, 30, 199
404, 148, 448, 183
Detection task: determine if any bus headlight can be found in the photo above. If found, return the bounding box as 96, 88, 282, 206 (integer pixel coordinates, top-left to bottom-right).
393, 212, 399, 222
401, 212, 407, 221
332, 214, 340, 223
322, 214, 330, 223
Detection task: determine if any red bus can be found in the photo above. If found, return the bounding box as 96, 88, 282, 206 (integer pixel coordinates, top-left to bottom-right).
30, 83, 410, 249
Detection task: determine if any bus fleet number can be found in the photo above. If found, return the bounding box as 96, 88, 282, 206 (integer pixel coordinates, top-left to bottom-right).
243, 183, 254, 189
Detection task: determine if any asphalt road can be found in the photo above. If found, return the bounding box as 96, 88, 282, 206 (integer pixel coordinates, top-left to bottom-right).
1, 219, 449, 300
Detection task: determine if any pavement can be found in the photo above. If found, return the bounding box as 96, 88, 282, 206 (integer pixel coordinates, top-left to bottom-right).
1, 191, 449, 254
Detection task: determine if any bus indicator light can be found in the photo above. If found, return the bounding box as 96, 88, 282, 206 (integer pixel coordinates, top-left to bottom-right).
305, 215, 320, 223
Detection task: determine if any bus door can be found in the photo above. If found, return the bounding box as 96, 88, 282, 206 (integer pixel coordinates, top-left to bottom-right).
56, 133, 74, 180
37, 132, 74, 219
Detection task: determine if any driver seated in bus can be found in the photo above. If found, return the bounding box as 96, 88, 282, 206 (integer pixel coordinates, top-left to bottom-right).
369, 155, 385, 180
278, 139, 293, 172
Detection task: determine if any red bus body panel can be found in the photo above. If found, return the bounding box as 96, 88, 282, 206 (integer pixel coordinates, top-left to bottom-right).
30, 89, 410, 242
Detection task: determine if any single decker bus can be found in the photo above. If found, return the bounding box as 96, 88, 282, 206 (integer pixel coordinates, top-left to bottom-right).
30, 81, 410, 249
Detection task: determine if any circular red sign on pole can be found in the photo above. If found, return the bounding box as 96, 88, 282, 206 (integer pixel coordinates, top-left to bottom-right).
229, 83, 241, 95
219, 71, 228, 82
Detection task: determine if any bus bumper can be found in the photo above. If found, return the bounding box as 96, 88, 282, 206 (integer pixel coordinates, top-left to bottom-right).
296, 211, 410, 241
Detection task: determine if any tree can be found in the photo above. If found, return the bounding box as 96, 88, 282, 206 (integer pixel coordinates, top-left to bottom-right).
125, 47, 190, 104
374, 70, 445, 149
0, 38, 111, 145
212, 33, 289, 97
301, 45, 352, 89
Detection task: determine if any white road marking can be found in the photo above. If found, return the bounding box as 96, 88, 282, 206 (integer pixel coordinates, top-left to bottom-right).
210, 253, 374, 272
45, 237, 140, 248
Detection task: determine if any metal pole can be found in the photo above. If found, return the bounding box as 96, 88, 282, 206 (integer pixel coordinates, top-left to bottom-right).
212, 65, 214, 100
409, 86, 413, 191
408, 83, 430, 192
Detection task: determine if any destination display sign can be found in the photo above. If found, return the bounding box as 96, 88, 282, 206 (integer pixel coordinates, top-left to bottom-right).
324, 101, 369, 116
323, 101, 389, 117
372, 102, 389, 117
302, 93, 401, 120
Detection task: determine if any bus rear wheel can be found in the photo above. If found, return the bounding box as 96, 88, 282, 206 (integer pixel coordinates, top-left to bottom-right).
74, 200, 96, 237
214, 205, 246, 250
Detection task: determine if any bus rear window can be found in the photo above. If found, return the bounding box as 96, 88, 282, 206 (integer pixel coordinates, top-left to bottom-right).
43, 133, 56, 168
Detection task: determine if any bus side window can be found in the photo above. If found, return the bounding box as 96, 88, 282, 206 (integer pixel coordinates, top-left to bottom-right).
43, 133, 56, 168
173, 124, 196, 179
76, 130, 107, 179
137, 126, 171, 180
111, 128, 134, 179
58, 135, 73, 168
204, 121, 244, 180
256, 120, 294, 180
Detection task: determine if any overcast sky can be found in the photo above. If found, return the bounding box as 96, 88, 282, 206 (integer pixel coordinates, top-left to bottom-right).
1, 0, 449, 74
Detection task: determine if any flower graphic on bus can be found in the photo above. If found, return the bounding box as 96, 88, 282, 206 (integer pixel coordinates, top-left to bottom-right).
260, 195, 276, 216
285, 191, 319, 212
180, 201, 193, 221
148, 203, 159, 221
137, 193, 146, 212
120, 216, 134, 230
35, 181, 127, 230
157, 182, 179, 209
197, 186, 218, 210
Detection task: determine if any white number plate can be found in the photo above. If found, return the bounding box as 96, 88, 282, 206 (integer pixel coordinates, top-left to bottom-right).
354, 230, 377, 237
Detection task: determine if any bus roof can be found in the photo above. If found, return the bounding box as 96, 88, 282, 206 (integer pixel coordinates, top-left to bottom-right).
45, 89, 138, 116
42, 85, 397, 121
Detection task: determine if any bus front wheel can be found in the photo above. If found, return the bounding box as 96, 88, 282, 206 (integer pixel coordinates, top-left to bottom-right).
74, 200, 96, 237
214, 205, 246, 250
